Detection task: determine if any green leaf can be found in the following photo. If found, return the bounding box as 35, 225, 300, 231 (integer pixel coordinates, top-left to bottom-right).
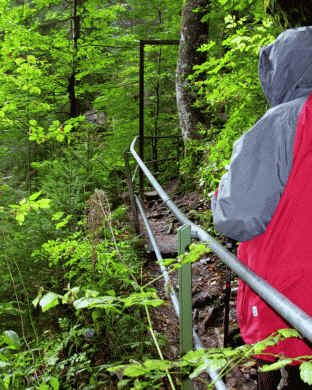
190, 362, 209, 379
3, 330, 21, 349
39, 292, 60, 312
29, 86, 41, 95
73, 296, 115, 310
62, 286, 80, 304
15, 211, 26, 225
122, 292, 163, 308
123, 364, 146, 377
0, 361, 9, 369
180, 243, 210, 265
158, 258, 176, 266
300, 362, 312, 385
27, 55, 36, 64
259, 359, 293, 372
143, 359, 172, 371
64, 124, 72, 133
15, 58, 25, 65
55, 215, 71, 230
85, 289, 100, 298
32, 289, 43, 308
92, 310, 101, 323
52, 212, 64, 221
39, 384, 50, 390
29, 191, 42, 201
277, 328, 301, 340
37, 198, 51, 209
190, 359, 226, 379
182, 349, 207, 363
253, 334, 280, 354
49, 377, 59, 390
107, 364, 127, 374
56, 134, 64, 142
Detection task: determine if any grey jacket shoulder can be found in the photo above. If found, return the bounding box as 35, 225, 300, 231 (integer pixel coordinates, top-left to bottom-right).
211, 96, 307, 242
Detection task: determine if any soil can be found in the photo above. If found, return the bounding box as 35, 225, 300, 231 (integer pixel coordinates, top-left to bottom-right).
138, 185, 258, 390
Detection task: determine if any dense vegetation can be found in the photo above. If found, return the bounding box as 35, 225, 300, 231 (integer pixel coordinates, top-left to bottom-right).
1, 0, 311, 389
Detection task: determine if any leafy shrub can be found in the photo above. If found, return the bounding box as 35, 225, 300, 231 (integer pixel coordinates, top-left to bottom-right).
189, 14, 281, 196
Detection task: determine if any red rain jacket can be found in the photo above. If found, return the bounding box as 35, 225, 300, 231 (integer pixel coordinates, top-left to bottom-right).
237, 93, 312, 360
211, 27, 312, 360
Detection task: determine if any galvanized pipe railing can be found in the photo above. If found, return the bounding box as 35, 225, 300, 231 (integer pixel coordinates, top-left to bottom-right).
135, 195, 227, 390
129, 135, 312, 343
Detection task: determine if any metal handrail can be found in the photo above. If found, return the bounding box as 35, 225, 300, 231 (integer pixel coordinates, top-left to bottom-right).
129, 135, 312, 343
135, 194, 227, 390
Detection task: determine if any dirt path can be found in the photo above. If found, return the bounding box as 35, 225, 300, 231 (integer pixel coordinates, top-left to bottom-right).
139, 187, 257, 389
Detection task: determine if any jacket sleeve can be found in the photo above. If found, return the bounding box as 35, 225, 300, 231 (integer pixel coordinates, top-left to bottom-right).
211, 103, 299, 242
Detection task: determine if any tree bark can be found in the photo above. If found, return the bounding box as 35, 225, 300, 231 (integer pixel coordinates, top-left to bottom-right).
68, 0, 81, 118
176, 0, 209, 140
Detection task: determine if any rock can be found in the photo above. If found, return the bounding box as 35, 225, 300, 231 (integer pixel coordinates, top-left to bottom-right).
144, 191, 159, 200
84, 109, 106, 125
192, 291, 214, 308
146, 234, 177, 254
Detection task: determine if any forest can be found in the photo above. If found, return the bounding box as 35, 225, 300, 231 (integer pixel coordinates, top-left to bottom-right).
1, 0, 312, 389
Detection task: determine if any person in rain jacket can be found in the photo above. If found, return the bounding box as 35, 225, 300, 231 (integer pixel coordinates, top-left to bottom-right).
211, 27, 312, 389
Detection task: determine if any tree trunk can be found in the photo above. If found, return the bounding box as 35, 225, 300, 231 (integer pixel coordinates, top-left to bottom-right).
68, 0, 81, 118
176, 0, 209, 140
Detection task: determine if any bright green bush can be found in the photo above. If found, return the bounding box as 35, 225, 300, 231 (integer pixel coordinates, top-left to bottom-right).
189, 9, 281, 196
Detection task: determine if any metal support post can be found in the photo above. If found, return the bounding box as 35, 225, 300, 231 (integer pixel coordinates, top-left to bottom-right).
139, 41, 145, 198
178, 224, 193, 390
223, 268, 231, 348
224, 240, 235, 347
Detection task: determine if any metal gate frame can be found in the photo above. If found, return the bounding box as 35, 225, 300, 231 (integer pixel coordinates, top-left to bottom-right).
139, 40, 179, 196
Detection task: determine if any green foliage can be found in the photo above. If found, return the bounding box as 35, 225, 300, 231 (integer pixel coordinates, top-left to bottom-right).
37, 292, 61, 312
108, 329, 312, 388
179, 139, 207, 190
157, 243, 210, 275
1, 203, 155, 388
184, 5, 282, 196
1, 1, 307, 389
9, 191, 50, 225
300, 362, 312, 385
2, 330, 21, 350
33, 286, 164, 314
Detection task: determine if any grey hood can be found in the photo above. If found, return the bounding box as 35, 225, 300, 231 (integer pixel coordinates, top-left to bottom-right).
259, 26, 312, 107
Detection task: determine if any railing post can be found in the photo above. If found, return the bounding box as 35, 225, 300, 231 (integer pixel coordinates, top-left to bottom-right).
224, 240, 235, 348
139, 41, 145, 198
124, 151, 140, 233
178, 224, 193, 390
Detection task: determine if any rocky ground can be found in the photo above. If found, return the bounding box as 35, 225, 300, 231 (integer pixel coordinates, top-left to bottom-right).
139, 186, 258, 390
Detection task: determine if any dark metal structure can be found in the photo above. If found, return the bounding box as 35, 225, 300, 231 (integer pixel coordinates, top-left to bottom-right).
139, 40, 179, 196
